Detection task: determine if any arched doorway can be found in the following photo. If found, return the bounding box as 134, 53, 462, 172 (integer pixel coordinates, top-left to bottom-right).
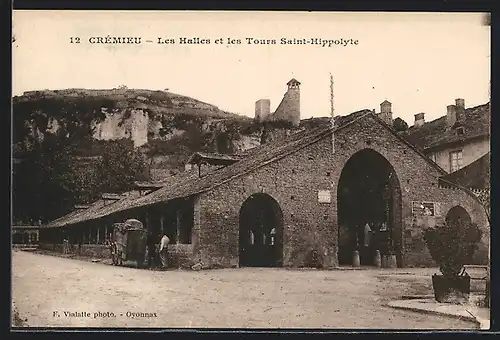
445, 206, 472, 226
239, 193, 283, 267
337, 149, 402, 267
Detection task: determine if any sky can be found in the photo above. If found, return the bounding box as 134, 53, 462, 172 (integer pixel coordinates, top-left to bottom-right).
12, 11, 490, 125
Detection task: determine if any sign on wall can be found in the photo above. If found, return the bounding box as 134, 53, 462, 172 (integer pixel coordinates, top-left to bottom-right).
318, 190, 331, 204
411, 201, 436, 216
434, 203, 443, 217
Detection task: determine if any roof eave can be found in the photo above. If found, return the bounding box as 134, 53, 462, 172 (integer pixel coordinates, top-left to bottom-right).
423, 133, 490, 152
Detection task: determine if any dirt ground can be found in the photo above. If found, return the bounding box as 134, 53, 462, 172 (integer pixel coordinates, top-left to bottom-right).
12, 250, 478, 329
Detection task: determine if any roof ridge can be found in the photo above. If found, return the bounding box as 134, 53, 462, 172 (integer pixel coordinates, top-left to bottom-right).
438, 177, 486, 206
126, 113, 372, 212
365, 112, 449, 176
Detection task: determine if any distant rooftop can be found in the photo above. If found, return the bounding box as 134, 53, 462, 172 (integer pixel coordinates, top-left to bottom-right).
403, 103, 490, 151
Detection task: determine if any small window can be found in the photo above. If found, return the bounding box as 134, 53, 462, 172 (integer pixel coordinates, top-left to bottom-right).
450, 150, 463, 172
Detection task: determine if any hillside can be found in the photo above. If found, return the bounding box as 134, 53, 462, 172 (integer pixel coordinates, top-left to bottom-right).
13, 87, 322, 180
10, 87, 363, 224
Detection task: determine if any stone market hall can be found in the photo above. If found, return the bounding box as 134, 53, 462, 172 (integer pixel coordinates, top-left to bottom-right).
40, 108, 489, 269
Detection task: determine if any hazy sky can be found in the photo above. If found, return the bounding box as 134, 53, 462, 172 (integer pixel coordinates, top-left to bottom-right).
12, 11, 490, 125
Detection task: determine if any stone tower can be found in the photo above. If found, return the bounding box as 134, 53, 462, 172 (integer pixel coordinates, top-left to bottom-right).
379, 100, 393, 125
285, 78, 301, 127
255, 99, 271, 123
272, 78, 301, 127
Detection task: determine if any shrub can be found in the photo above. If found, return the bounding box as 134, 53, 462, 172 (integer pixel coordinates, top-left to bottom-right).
423, 221, 482, 277
392, 117, 409, 132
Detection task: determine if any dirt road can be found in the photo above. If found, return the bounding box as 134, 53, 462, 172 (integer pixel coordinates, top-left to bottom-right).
12, 250, 477, 329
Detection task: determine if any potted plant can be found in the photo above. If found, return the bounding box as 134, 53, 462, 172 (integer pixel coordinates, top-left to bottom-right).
423, 220, 483, 304
380, 233, 397, 268
385, 245, 398, 269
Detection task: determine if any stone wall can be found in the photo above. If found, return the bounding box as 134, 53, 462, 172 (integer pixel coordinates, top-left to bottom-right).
270, 88, 300, 127
79, 244, 112, 258
194, 134, 336, 269
191, 114, 489, 269
329, 115, 489, 267
167, 244, 195, 269
38, 242, 197, 269
38, 243, 111, 258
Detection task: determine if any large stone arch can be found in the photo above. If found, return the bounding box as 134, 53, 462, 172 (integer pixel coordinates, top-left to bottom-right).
445, 205, 472, 226
336, 148, 403, 267
238, 192, 284, 267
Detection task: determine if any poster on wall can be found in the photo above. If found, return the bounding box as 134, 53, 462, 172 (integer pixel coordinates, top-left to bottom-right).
434, 203, 443, 217
318, 190, 331, 204
411, 201, 436, 216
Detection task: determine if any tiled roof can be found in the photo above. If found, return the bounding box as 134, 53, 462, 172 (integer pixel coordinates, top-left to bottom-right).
441, 152, 490, 190
45, 108, 446, 229
44, 171, 201, 228
403, 103, 490, 151
133, 181, 165, 189
44, 199, 109, 228
12, 225, 41, 230
287, 78, 301, 85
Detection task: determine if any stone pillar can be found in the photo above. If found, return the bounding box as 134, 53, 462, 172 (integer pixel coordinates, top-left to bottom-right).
191, 196, 201, 263
145, 211, 150, 230
176, 209, 181, 244
374, 250, 381, 268
160, 214, 165, 235
352, 250, 360, 267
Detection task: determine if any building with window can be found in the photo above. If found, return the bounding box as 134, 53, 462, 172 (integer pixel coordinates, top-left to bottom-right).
12, 225, 40, 247
442, 151, 491, 193
41, 107, 489, 269
404, 98, 490, 174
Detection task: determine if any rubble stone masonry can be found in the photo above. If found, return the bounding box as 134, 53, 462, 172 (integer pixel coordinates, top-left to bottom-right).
191, 114, 489, 269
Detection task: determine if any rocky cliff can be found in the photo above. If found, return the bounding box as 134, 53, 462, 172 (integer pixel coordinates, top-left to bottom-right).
13, 88, 325, 181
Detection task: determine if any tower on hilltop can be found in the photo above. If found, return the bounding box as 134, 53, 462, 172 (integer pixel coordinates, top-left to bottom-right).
254, 78, 301, 127
273, 78, 301, 127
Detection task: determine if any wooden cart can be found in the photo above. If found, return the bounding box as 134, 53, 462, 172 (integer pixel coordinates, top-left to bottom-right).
110, 219, 148, 268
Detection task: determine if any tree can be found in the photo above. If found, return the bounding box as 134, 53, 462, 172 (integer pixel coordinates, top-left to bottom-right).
424, 220, 482, 278
69, 158, 102, 204
95, 140, 150, 194
392, 117, 409, 132
12, 96, 116, 222
477, 180, 490, 225
12, 134, 77, 223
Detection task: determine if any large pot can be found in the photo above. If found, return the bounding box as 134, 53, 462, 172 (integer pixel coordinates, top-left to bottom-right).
432, 274, 470, 304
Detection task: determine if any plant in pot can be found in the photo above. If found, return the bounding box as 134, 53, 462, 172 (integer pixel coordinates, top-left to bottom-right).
385, 244, 398, 269
423, 220, 483, 304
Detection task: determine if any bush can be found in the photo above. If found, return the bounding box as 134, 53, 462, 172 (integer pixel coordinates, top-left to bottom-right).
392, 117, 409, 132
423, 221, 482, 277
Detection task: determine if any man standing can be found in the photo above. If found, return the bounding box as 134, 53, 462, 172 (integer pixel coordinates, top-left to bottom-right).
159, 234, 170, 269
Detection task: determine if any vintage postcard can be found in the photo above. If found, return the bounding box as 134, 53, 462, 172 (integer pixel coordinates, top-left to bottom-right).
11, 10, 491, 330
